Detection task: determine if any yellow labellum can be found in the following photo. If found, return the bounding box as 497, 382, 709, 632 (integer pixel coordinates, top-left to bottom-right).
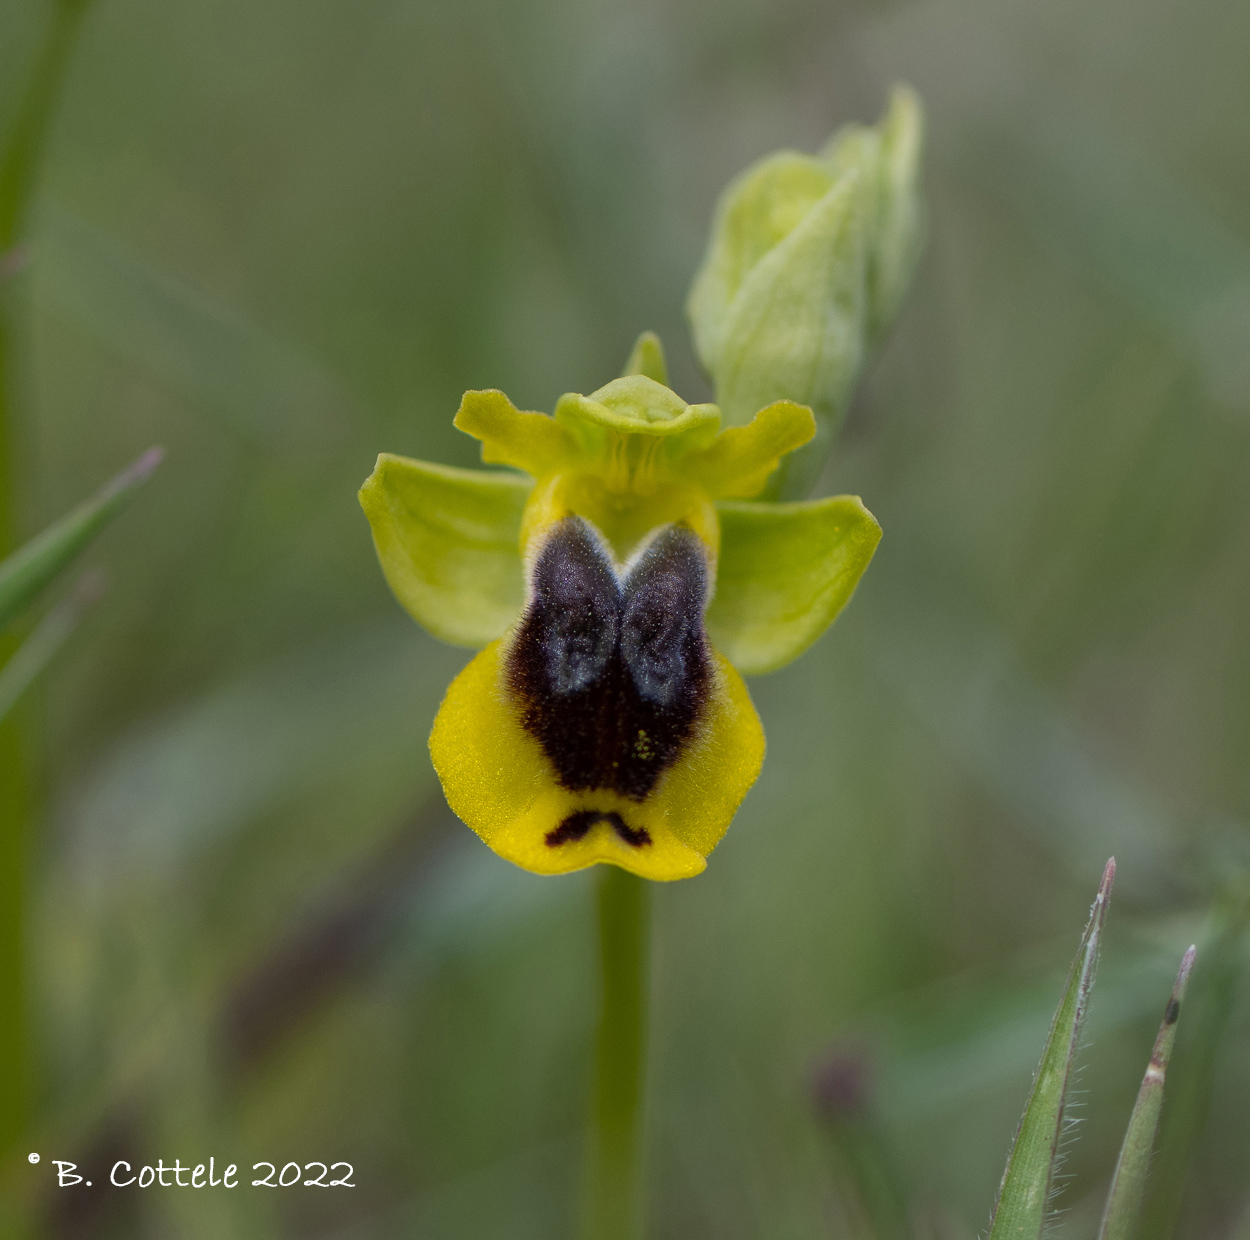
430, 638, 765, 881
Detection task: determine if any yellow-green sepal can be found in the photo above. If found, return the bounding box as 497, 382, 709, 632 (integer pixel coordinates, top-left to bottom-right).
863, 85, 925, 345
820, 88, 925, 346
706, 495, 881, 674
359, 453, 530, 648
686, 151, 838, 374
621, 330, 668, 384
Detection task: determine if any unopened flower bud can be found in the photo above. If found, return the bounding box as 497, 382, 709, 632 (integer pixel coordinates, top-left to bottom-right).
687, 87, 924, 497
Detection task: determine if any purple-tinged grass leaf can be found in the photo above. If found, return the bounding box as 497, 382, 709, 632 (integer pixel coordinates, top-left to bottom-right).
0, 571, 103, 721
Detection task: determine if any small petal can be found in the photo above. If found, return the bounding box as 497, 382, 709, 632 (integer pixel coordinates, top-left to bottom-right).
706, 495, 881, 674
683, 399, 816, 499
359, 453, 530, 647
453, 388, 574, 476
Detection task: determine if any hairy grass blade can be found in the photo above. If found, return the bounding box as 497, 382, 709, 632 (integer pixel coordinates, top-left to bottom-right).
0, 571, 103, 721
987, 858, 1116, 1240
0, 446, 160, 629
1097, 946, 1196, 1240
877, 945, 1185, 1126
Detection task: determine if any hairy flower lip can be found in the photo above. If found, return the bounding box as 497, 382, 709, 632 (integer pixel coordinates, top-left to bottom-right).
429, 634, 763, 881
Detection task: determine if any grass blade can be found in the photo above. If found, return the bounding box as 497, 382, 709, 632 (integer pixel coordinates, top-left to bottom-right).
40, 209, 350, 452
987, 858, 1116, 1240
0, 446, 160, 629
1097, 946, 1196, 1240
0, 570, 103, 721
1138, 884, 1250, 1240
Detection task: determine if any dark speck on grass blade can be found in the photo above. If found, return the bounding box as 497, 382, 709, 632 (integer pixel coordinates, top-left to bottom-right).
1096, 946, 1197, 1240
0, 446, 162, 630
987, 858, 1116, 1240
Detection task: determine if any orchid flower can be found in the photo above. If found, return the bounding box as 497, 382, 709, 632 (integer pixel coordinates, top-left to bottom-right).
360, 339, 879, 880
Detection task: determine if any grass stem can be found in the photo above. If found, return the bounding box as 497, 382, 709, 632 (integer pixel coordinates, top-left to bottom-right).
0, 0, 96, 1160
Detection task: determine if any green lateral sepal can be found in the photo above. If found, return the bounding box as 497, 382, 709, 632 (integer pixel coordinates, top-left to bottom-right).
707, 495, 881, 674
359, 454, 530, 648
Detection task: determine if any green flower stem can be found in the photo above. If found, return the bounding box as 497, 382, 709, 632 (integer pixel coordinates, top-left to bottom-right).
0, 0, 95, 1159
584, 866, 651, 1240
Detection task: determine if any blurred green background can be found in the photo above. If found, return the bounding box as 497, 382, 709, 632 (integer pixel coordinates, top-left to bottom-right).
1, 0, 1248, 1235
